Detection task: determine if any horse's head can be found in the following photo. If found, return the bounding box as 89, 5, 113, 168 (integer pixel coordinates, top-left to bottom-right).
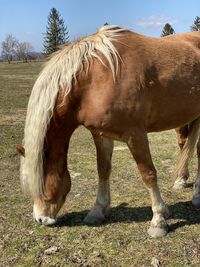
32, 167, 72, 226
15, 141, 72, 225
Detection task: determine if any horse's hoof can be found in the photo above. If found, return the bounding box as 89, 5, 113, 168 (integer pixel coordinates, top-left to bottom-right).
192, 195, 200, 208
83, 214, 105, 225
173, 180, 187, 190
148, 224, 168, 238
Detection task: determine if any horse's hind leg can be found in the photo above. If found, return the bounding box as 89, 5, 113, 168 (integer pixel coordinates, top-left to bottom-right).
173, 126, 190, 190
173, 118, 200, 191
192, 137, 200, 208
126, 130, 169, 238
84, 134, 113, 225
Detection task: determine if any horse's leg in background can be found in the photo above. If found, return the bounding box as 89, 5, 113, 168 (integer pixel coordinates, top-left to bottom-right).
173, 118, 200, 191
192, 136, 200, 207
126, 129, 169, 238
173, 126, 190, 189
84, 135, 113, 225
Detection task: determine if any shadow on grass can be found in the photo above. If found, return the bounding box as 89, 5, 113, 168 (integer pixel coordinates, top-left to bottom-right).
169, 201, 200, 232
56, 201, 200, 232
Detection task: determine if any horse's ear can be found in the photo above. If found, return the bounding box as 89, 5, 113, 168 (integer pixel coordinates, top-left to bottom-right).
14, 144, 25, 157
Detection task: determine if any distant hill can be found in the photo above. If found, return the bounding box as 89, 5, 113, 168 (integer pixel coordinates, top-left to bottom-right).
28, 51, 44, 60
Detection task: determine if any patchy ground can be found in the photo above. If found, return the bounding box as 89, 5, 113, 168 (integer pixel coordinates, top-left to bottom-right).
0, 61, 200, 266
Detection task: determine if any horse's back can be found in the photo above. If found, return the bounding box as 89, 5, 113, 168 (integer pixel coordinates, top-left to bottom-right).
116, 31, 200, 131
163, 31, 200, 52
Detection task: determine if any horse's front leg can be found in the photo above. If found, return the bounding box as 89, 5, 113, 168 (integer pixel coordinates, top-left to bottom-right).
84, 134, 113, 225
125, 129, 169, 238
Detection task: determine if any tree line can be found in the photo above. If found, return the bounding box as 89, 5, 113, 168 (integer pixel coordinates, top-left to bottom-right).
1, 8, 69, 63
161, 16, 200, 37
1, 8, 200, 63
1, 36, 34, 63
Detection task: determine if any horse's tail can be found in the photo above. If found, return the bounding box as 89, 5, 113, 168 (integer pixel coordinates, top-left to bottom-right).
175, 117, 200, 178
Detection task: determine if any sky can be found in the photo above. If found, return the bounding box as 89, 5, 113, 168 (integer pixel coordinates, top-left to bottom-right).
0, 0, 199, 52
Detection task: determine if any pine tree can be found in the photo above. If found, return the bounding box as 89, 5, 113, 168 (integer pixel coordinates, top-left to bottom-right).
43, 8, 69, 54
191, 16, 200, 31
161, 23, 175, 37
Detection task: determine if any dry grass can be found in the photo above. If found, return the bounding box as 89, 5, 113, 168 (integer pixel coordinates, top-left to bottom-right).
0, 61, 200, 267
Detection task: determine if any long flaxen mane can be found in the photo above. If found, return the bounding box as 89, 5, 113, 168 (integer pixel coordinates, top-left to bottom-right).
20, 25, 125, 197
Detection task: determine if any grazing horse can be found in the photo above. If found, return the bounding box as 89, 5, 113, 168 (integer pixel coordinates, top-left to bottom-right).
16, 25, 200, 238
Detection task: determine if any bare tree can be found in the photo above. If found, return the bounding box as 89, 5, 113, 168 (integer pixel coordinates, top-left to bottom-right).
1, 34, 17, 63
15, 42, 33, 62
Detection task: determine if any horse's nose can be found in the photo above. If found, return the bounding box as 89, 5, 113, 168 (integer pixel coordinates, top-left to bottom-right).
33, 206, 57, 225
34, 216, 42, 224
42, 216, 57, 225
34, 214, 57, 225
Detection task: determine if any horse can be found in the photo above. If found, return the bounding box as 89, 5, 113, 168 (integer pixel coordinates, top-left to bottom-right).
15, 25, 200, 238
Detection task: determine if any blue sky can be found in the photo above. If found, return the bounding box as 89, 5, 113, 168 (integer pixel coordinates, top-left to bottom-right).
0, 0, 199, 52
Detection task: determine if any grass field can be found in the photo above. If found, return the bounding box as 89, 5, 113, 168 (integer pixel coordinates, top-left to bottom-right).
0, 61, 200, 267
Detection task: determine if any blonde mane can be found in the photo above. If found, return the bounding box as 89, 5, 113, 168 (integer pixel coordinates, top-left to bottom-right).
20, 25, 125, 197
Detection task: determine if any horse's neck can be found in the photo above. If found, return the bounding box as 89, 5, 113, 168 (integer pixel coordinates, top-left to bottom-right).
45, 91, 79, 164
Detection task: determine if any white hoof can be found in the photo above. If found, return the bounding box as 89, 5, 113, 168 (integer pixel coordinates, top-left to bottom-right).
148, 224, 168, 238
173, 178, 187, 190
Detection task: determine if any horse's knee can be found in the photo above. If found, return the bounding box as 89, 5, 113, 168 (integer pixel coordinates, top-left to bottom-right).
141, 169, 157, 188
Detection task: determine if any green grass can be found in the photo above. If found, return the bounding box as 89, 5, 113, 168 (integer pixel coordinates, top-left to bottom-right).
0, 61, 200, 266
